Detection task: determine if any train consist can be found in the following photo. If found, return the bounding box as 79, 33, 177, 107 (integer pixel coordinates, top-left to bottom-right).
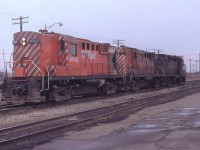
1, 31, 186, 103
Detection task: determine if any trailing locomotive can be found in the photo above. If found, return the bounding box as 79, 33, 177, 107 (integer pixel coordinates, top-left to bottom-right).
1, 31, 186, 103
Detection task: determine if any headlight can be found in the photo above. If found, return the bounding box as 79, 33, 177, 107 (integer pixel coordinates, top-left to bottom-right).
22, 42, 26, 46
21, 38, 26, 46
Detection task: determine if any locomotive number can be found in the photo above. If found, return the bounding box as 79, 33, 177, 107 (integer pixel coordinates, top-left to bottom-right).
29, 38, 40, 44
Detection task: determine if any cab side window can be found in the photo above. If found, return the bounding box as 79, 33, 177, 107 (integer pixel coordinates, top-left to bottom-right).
70, 43, 77, 56
82, 43, 85, 49
60, 38, 65, 50
134, 52, 137, 59
87, 43, 90, 50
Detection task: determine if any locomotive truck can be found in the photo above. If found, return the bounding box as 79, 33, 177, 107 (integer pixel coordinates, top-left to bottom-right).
1, 31, 186, 103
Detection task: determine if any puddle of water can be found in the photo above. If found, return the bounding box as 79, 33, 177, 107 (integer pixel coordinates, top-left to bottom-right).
129, 128, 163, 134
157, 117, 170, 120
175, 112, 192, 116
135, 124, 158, 128
168, 125, 181, 130
194, 121, 200, 127
182, 108, 199, 110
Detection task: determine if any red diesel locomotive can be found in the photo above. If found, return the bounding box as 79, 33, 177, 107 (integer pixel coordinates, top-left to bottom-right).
2, 31, 186, 103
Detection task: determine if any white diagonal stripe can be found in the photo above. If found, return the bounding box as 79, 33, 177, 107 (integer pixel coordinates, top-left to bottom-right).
14, 32, 32, 57
28, 53, 40, 76
15, 33, 35, 65
16, 34, 39, 68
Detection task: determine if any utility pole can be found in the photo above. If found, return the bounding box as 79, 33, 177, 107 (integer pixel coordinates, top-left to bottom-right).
199, 53, 200, 73
195, 60, 198, 75
12, 16, 29, 32
188, 59, 193, 78
1, 49, 6, 70
154, 49, 163, 55
154, 49, 163, 61
193, 64, 195, 73
113, 40, 124, 48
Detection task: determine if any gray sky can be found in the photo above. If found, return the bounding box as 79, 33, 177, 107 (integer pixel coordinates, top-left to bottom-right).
0, 0, 200, 72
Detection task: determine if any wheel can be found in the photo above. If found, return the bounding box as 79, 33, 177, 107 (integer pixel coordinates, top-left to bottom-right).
131, 80, 139, 91
153, 79, 160, 89
105, 83, 117, 95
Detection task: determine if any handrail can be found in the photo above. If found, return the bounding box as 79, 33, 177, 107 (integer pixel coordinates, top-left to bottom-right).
45, 60, 50, 90
24, 60, 44, 91
3, 61, 15, 78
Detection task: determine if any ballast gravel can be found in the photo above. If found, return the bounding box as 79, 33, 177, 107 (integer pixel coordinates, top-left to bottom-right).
0, 87, 180, 128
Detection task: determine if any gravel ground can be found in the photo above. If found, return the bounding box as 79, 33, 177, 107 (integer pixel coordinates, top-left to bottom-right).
186, 75, 200, 81
0, 86, 181, 128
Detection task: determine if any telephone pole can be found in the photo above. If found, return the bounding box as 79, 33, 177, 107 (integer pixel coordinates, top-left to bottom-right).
12, 16, 29, 32
154, 49, 163, 55
113, 40, 124, 48
154, 49, 163, 61
188, 59, 193, 78
193, 64, 195, 73
195, 60, 198, 75
1, 49, 6, 69
199, 53, 200, 73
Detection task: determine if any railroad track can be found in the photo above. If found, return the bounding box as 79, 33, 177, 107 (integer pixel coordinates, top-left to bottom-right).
0, 81, 200, 150
0, 103, 32, 109
0, 102, 46, 114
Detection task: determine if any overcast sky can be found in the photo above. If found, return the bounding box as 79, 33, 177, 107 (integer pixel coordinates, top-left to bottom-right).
0, 0, 200, 72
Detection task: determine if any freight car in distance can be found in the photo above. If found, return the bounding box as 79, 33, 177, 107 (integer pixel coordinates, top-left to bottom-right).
1, 31, 186, 103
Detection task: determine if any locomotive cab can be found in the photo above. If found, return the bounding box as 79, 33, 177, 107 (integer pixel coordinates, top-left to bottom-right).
2, 31, 111, 102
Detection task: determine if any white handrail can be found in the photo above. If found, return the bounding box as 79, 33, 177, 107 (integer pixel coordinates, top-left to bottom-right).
3, 61, 16, 78
45, 60, 50, 90
24, 60, 44, 91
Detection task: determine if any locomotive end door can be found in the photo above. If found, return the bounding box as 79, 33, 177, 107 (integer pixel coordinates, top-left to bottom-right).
116, 47, 127, 78
109, 46, 117, 75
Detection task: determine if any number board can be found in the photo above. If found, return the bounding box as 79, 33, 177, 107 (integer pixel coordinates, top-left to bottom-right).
29, 38, 40, 44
